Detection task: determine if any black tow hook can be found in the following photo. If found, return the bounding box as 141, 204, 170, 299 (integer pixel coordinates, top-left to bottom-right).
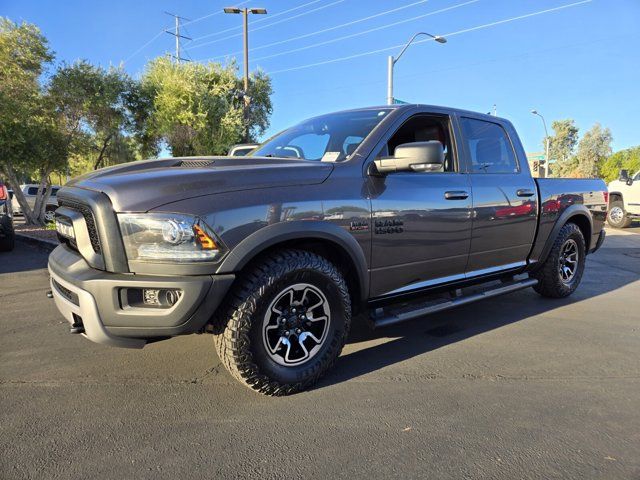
70, 314, 85, 334
46, 290, 53, 299
69, 324, 85, 334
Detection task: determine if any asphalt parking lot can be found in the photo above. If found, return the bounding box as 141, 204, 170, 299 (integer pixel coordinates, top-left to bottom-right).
1, 228, 640, 479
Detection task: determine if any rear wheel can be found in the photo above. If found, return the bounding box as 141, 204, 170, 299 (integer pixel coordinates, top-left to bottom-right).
213, 249, 351, 396
607, 200, 632, 228
532, 223, 586, 298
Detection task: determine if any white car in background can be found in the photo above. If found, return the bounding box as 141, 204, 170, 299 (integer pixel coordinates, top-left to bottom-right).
11, 184, 61, 223
608, 170, 640, 228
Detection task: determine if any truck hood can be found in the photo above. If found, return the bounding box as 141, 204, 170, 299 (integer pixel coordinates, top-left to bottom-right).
66, 156, 334, 212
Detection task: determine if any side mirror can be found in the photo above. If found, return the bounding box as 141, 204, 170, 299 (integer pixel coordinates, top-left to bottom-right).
373, 141, 444, 175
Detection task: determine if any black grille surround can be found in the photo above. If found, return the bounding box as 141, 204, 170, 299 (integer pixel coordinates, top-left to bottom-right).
52, 278, 79, 306
57, 198, 101, 253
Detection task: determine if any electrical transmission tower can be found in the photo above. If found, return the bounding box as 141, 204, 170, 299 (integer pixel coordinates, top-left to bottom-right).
164, 12, 192, 64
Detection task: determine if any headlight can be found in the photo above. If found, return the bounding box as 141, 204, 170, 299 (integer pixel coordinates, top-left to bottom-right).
118, 213, 225, 263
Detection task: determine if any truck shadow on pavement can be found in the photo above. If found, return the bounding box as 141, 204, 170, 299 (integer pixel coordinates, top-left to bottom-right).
318, 263, 634, 390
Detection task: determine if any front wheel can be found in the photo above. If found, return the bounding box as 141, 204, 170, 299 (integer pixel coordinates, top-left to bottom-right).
607, 201, 632, 228
532, 223, 586, 298
213, 250, 351, 396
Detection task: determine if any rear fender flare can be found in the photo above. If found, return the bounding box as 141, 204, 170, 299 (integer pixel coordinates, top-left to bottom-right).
534, 205, 593, 269
216, 221, 369, 302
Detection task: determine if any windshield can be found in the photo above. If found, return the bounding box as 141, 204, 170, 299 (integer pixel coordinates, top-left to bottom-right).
251, 109, 392, 162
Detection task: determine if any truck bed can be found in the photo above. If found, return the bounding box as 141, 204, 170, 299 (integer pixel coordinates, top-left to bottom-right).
530, 177, 608, 264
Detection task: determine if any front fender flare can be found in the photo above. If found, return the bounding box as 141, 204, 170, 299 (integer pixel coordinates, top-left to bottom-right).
216, 221, 369, 302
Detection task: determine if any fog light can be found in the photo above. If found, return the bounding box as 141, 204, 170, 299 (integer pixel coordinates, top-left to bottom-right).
165, 289, 180, 306
137, 288, 182, 308
143, 289, 161, 306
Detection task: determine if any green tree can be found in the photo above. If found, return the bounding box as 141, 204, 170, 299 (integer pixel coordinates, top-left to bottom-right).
48, 60, 141, 171
0, 17, 64, 225
599, 146, 640, 183
574, 123, 612, 178
141, 57, 272, 156
547, 119, 579, 177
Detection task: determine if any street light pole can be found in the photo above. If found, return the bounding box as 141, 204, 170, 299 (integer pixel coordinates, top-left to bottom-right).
531, 109, 550, 163
242, 8, 249, 103
387, 32, 446, 105
224, 6, 267, 141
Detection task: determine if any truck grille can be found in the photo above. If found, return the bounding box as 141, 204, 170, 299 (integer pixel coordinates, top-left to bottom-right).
57, 199, 101, 253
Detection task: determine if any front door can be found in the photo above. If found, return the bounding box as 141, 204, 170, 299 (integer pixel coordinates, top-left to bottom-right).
368, 114, 473, 298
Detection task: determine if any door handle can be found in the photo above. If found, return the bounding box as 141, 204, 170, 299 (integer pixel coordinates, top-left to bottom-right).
516, 189, 535, 197
444, 190, 469, 200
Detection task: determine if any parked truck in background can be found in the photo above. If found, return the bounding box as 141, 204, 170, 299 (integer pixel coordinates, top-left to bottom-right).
607, 170, 640, 228
11, 184, 61, 223
48, 104, 607, 395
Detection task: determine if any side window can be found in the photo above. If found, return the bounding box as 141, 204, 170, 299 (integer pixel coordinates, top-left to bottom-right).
460, 117, 519, 174
378, 115, 456, 172
51, 188, 59, 197
26, 187, 39, 195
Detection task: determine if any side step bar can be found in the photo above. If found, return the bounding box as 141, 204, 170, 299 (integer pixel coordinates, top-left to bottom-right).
371, 278, 538, 329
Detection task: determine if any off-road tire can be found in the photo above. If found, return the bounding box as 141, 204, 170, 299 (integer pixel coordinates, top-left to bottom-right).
212, 249, 351, 396
532, 222, 585, 298
607, 200, 632, 228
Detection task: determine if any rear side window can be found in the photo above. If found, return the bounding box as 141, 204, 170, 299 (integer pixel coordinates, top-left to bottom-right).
26, 187, 38, 195
460, 118, 519, 174
51, 188, 59, 196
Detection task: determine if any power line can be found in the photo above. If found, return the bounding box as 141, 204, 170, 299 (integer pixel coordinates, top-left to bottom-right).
185, 0, 346, 52
122, 2, 249, 65
180, 0, 250, 27
123, 30, 166, 64
250, 0, 479, 64
187, 0, 324, 45
265, 0, 593, 75
281, 33, 615, 98
196, 0, 432, 62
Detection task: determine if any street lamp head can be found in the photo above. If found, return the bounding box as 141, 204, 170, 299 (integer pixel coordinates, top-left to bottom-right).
249, 8, 267, 14
531, 109, 538, 115
434, 36, 447, 44
224, 7, 241, 14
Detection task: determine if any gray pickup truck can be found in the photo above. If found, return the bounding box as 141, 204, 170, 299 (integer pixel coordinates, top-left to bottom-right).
49, 105, 607, 395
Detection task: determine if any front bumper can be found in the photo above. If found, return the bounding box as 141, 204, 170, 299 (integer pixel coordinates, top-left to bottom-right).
48, 244, 234, 349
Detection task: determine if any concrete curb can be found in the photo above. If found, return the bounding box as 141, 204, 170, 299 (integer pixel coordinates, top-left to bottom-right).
15, 232, 58, 253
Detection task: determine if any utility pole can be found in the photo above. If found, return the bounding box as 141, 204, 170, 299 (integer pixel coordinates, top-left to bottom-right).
224, 7, 267, 142
164, 12, 192, 64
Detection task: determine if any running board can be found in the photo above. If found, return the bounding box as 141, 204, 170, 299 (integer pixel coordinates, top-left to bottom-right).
371, 278, 538, 328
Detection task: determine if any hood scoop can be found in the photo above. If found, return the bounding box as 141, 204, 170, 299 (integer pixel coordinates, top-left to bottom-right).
178, 159, 215, 168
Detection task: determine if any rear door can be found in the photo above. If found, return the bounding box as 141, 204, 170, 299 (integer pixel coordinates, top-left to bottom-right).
458, 116, 538, 275
368, 111, 473, 298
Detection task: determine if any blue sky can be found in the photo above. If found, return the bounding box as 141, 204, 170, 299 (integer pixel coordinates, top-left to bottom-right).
3, 0, 639, 153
